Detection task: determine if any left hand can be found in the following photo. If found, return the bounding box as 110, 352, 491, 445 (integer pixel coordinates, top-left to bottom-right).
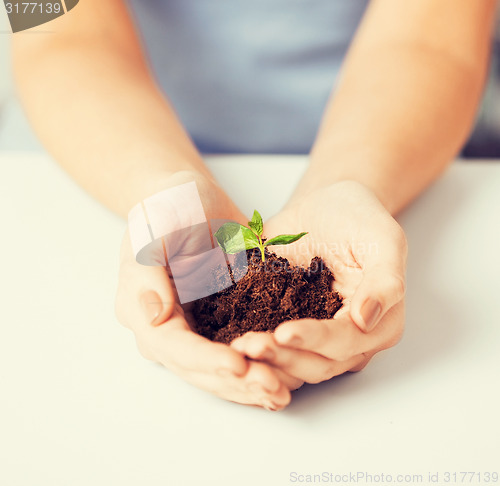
116, 172, 296, 410
230, 181, 407, 385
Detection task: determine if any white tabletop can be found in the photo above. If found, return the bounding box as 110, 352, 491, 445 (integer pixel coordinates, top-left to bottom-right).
1, 153, 499, 486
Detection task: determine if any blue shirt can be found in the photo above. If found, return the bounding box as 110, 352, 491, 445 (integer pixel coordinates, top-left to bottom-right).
127, 0, 368, 154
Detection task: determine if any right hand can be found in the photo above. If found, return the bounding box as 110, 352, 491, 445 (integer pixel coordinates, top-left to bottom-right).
115, 172, 301, 410
230, 181, 406, 384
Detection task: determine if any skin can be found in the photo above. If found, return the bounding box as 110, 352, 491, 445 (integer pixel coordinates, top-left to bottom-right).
12, 0, 496, 409
231, 181, 407, 387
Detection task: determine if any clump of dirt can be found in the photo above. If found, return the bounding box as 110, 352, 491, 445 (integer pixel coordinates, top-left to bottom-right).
191, 248, 343, 344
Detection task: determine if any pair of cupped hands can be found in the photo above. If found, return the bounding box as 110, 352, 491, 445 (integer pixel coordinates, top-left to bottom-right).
115, 171, 407, 411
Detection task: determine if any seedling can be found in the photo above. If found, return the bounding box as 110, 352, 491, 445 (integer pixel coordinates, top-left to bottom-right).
214, 210, 307, 262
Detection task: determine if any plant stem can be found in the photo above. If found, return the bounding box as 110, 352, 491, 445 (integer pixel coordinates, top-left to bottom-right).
258, 236, 266, 262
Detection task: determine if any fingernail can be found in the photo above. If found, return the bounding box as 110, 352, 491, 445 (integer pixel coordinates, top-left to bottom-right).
140, 290, 165, 326
259, 348, 275, 361
264, 402, 279, 411
360, 298, 382, 331
286, 336, 303, 347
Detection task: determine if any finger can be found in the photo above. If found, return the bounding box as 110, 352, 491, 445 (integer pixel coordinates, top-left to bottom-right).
231, 332, 336, 384
273, 317, 358, 361
274, 313, 399, 362
261, 382, 291, 411
276, 303, 404, 361
350, 225, 407, 332
173, 359, 291, 410
242, 361, 292, 410
229, 336, 304, 390
271, 367, 305, 391
145, 309, 250, 378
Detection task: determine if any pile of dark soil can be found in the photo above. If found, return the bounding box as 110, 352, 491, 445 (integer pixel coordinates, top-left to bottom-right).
191, 248, 343, 344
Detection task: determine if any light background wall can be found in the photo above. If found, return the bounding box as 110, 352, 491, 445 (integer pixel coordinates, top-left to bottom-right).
0, 3, 499, 156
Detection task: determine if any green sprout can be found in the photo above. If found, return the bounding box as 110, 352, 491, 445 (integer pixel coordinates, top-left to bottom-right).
214, 210, 307, 262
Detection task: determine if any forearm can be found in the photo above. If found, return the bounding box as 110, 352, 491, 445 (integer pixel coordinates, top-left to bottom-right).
13, 7, 210, 217
300, 44, 489, 214
297, 0, 496, 215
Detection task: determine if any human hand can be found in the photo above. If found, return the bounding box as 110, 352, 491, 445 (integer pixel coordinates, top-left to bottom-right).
115, 172, 299, 410
230, 181, 407, 385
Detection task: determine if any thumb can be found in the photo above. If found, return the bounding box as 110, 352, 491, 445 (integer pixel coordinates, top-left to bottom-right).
116, 233, 176, 331
139, 287, 175, 327
349, 219, 407, 333
349, 264, 406, 333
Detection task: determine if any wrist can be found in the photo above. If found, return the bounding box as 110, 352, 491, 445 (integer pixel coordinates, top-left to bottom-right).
128, 168, 243, 224
294, 150, 402, 214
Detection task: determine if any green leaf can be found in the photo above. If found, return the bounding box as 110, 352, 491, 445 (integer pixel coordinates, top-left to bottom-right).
214, 222, 260, 254
264, 232, 308, 247
248, 209, 263, 237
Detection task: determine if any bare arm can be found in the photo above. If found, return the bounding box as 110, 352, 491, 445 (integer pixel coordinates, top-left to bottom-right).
233, 0, 497, 383
12, 0, 212, 217
13, 0, 295, 409
298, 0, 497, 214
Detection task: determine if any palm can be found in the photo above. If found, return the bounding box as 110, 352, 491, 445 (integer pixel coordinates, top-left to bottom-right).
264, 182, 395, 314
